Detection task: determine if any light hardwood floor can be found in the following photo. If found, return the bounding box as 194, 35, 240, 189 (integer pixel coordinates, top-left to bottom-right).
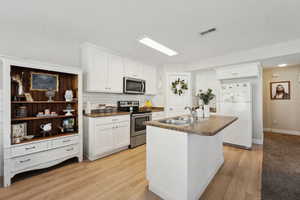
0, 145, 262, 200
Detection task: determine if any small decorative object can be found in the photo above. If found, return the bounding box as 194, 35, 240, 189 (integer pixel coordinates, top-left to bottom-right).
12, 123, 27, 144
270, 81, 290, 100
171, 78, 188, 96
64, 90, 73, 102
40, 123, 52, 136
36, 112, 44, 117
16, 106, 27, 118
30, 72, 59, 91
62, 118, 75, 132
23, 135, 34, 140
24, 93, 34, 102
63, 104, 75, 116
12, 73, 24, 96
144, 97, 153, 108
51, 111, 58, 116
44, 108, 51, 116
45, 89, 56, 102
197, 89, 215, 118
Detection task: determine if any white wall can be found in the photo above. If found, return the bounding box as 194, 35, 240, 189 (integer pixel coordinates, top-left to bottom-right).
0, 60, 3, 177
263, 65, 300, 135
193, 67, 264, 142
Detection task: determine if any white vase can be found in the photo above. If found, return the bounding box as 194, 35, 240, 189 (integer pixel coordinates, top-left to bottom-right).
203, 105, 210, 118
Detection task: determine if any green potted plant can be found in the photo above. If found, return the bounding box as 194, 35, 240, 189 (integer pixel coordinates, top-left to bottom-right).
197, 89, 215, 117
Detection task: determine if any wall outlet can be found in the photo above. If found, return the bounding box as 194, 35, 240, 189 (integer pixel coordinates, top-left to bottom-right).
272, 120, 278, 125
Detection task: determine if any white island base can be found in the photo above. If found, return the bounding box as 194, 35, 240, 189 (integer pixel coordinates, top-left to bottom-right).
146, 126, 225, 200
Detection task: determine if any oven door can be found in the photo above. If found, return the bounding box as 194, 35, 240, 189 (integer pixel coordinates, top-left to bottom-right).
131, 113, 152, 136
124, 77, 146, 94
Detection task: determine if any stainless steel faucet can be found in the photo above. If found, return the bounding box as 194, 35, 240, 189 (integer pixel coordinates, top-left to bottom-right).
185, 106, 197, 121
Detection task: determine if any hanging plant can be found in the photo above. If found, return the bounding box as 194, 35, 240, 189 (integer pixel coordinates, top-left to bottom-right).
171, 78, 188, 96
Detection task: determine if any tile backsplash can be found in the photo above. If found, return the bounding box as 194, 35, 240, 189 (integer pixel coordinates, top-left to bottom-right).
83, 92, 153, 109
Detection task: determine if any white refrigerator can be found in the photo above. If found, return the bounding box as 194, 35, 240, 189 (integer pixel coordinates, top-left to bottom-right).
219, 82, 253, 149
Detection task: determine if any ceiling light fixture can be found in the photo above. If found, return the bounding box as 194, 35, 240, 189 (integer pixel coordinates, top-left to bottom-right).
138, 37, 178, 56
278, 63, 288, 67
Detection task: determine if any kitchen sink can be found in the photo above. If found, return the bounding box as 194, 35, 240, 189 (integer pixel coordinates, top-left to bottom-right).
158, 116, 193, 126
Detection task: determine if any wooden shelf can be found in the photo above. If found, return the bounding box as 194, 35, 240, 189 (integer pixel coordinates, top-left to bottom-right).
14, 132, 78, 145
12, 101, 77, 104
12, 115, 76, 121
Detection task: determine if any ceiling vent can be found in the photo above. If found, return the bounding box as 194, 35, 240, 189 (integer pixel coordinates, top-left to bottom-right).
199, 28, 216, 36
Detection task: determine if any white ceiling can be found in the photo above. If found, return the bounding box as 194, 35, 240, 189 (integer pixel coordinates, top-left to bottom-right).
261, 53, 300, 68
1, 0, 300, 66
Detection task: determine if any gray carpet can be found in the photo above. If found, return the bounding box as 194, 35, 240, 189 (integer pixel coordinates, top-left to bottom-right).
262, 132, 300, 200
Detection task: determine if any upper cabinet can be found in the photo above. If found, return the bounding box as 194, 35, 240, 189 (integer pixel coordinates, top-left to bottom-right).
216, 63, 260, 80
82, 44, 124, 93
82, 43, 157, 95
123, 58, 143, 79
108, 54, 124, 93
143, 64, 157, 95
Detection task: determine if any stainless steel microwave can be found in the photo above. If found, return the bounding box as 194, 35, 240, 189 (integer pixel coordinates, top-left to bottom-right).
123, 77, 146, 94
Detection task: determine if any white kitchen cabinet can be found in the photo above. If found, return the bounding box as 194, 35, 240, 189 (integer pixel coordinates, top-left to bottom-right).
86, 47, 108, 91
216, 63, 259, 80
108, 54, 124, 93
123, 58, 143, 79
113, 121, 130, 149
83, 115, 130, 161
143, 65, 157, 95
94, 124, 115, 155
82, 43, 124, 93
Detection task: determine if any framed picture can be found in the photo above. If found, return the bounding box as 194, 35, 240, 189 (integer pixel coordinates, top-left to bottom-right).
30, 72, 59, 91
24, 93, 34, 102
12, 123, 27, 138
270, 81, 291, 100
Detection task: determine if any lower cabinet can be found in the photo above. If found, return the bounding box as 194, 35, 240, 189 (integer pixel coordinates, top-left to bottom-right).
3, 134, 81, 187
84, 115, 130, 161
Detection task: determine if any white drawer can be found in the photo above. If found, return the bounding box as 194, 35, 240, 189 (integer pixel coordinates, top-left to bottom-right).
52, 135, 79, 149
12, 144, 79, 172
95, 115, 130, 125
11, 141, 49, 158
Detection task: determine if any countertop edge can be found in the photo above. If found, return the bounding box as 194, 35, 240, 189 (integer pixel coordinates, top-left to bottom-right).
145, 115, 238, 136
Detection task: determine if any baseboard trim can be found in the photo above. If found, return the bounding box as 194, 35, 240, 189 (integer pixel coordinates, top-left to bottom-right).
264, 128, 300, 136
253, 138, 263, 145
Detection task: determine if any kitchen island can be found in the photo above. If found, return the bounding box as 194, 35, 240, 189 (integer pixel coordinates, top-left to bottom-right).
145, 115, 237, 200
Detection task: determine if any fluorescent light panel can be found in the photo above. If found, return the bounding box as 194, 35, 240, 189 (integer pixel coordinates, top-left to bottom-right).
139, 37, 178, 56
278, 63, 287, 67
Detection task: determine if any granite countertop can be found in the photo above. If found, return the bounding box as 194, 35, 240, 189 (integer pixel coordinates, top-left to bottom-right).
139, 107, 164, 112
84, 107, 165, 118
145, 115, 238, 136
84, 112, 130, 118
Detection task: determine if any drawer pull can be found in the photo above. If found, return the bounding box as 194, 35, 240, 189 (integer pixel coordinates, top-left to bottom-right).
66, 147, 74, 152
20, 158, 31, 163
25, 146, 36, 150
63, 139, 71, 143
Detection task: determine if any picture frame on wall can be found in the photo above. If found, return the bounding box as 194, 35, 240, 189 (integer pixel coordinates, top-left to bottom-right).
270, 81, 291, 100
30, 72, 59, 91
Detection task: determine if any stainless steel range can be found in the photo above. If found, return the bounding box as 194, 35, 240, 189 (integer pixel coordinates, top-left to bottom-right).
117, 101, 152, 148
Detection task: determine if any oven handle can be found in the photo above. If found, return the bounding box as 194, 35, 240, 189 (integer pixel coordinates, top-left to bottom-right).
132, 113, 152, 118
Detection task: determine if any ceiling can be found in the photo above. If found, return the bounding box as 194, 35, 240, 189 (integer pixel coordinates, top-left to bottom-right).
1, 0, 300, 66
262, 53, 300, 68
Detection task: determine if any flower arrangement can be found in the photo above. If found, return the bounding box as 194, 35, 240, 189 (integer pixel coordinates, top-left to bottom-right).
197, 88, 215, 105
